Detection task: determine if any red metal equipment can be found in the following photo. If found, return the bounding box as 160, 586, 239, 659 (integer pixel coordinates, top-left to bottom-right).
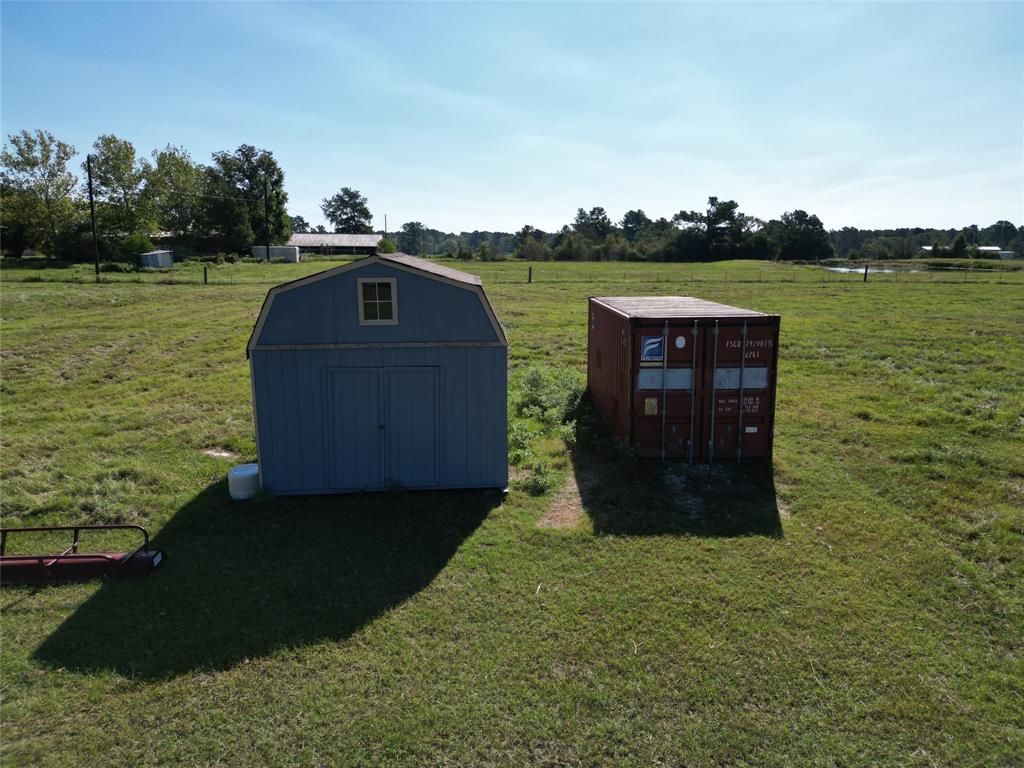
0, 524, 164, 584
587, 296, 781, 462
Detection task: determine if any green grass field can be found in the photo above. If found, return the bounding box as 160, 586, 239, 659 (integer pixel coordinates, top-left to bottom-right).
2, 259, 1022, 766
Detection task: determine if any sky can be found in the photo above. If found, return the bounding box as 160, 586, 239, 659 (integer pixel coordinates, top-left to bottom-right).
2, 2, 1022, 234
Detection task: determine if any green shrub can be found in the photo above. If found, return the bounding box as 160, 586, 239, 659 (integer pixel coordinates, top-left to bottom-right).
508, 420, 538, 452
513, 366, 584, 427
109, 233, 156, 263
508, 446, 535, 467
99, 262, 135, 273
558, 420, 577, 449
515, 460, 557, 496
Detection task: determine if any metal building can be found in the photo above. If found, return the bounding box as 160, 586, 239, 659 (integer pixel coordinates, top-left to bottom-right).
251, 245, 301, 262
247, 253, 508, 494
587, 296, 780, 462
286, 233, 383, 257
139, 250, 173, 268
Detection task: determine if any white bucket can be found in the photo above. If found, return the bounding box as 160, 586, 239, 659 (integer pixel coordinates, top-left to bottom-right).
228, 463, 260, 500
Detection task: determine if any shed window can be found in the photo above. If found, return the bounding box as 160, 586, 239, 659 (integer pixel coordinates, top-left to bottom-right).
358, 278, 398, 325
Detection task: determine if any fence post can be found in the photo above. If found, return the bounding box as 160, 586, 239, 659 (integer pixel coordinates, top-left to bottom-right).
528, 266, 532, 284
203, 266, 208, 285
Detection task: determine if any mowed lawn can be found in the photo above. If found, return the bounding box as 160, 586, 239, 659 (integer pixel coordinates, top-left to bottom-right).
1, 260, 1022, 766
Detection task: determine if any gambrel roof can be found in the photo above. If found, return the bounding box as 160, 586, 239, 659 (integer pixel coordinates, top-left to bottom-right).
246, 253, 506, 356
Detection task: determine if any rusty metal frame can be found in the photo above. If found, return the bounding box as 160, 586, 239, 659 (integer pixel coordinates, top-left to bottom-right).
0, 524, 151, 567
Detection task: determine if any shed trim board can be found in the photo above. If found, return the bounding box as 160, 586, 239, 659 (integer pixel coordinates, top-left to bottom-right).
248, 356, 263, 488
247, 253, 507, 356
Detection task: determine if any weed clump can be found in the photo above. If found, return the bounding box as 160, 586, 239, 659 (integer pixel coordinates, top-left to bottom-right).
514, 460, 557, 496
513, 366, 584, 426
508, 421, 539, 466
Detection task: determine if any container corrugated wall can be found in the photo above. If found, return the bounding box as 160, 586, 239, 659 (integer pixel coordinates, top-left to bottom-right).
587, 297, 780, 462
587, 299, 632, 442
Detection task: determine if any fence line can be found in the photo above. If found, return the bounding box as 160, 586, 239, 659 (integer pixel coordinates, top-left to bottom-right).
2, 264, 1022, 287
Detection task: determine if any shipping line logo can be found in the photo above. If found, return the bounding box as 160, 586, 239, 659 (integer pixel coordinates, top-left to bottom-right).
641, 335, 664, 362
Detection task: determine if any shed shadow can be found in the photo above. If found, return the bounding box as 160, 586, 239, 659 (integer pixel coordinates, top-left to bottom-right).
570, 400, 783, 538
34, 482, 497, 679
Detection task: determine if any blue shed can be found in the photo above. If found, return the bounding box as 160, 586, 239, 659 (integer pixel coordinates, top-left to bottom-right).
246, 253, 508, 494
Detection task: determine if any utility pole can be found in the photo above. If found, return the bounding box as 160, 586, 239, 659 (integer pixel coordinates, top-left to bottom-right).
263, 180, 272, 261
86, 154, 100, 281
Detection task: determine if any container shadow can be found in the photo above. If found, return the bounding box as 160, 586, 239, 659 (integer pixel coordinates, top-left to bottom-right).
33, 482, 498, 679
569, 399, 783, 538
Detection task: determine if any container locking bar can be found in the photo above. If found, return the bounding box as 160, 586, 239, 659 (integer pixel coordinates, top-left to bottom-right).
660, 321, 669, 462
708, 320, 719, 463
736, 321, 748, 463
687, 320, 698, 463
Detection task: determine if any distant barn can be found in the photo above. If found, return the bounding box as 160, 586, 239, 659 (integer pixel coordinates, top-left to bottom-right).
247, 253, 508, 494
287, 233, 382, 257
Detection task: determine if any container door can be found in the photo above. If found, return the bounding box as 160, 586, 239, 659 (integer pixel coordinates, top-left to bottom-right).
631, 325, 700, 459
701, 320, 777, 461
385, 367, 439, 488
327, 369, 385, 490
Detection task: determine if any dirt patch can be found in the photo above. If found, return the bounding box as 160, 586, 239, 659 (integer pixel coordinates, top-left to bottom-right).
202, 447, 239, 460
777, 497, 792, 519
537, 474, 585, 529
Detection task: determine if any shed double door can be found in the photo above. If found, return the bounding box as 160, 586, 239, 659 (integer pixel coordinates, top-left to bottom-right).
327, 367, 439, 490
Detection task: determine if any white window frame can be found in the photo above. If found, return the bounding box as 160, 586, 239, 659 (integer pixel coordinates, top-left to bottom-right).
357, 278, 399, 325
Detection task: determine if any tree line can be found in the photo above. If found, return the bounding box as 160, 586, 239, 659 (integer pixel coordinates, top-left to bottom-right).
2, 129, 1020, 262
1, 129, 292, 260
312, 191, 1021, 263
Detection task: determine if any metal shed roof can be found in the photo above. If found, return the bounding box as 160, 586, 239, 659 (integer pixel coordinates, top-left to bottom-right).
287, 233, 383, 248
592, 296, 771, 319
380, 253, 482, 285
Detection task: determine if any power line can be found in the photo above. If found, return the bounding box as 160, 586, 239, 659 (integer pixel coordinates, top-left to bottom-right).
141, 182, 259, 204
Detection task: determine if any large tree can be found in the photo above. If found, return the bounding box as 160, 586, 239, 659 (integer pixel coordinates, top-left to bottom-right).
148, 145, 206, 241
771, 210, 832, 261
673, 196, 744, 259
1, 129, 80, 254
397, 221, 425, 254
208, 144, 290, 249
620, 209, 651, 242
573, 206, 613, 241
203, 166, 254, 253
86, 134, 153, 236
290, 214, 311, 233
321, 187, 372, 233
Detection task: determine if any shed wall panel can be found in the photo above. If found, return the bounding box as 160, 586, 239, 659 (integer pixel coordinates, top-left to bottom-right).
251, 346, 507, 494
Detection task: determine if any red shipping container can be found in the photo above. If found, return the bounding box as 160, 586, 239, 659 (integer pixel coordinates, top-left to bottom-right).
587, 297, 780, 461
